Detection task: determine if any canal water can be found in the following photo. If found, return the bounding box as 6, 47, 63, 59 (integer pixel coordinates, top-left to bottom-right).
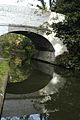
1, 60, 80, 120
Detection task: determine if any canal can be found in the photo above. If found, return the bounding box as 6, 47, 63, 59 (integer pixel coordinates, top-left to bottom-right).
1, 59, 80, 120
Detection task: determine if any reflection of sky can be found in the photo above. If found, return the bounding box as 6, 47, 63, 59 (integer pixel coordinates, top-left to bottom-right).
1, 113, 49, 120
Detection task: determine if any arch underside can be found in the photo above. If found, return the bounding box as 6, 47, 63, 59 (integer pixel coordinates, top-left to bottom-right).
11, 31, 54, 52
0, 30, 55, 63
10, 31, 55, 63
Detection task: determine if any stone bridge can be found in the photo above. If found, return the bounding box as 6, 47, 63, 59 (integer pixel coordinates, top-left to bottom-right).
0, 0, 67, 115
0, 0, 67, 62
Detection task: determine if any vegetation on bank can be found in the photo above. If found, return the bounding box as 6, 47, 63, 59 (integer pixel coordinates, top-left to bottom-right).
52, 0, 80, 70
0, 60, 9, 93
54, 52, 80, 71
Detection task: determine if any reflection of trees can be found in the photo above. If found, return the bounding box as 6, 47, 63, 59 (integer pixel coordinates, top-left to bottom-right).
45, 66, 80, 120
0, 33, 35, 82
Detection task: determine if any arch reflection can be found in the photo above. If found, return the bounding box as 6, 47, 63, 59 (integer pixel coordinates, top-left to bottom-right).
6, 60, 53, 94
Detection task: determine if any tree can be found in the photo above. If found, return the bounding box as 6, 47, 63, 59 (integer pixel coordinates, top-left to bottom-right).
52, 0, 80, 70
50, 0, 56, 8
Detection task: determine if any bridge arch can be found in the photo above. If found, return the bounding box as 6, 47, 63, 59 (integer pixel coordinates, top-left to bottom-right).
11, 31, 54, 52
0, 30, 55, 63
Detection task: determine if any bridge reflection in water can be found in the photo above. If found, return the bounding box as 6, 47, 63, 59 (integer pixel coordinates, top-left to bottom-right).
1, 60, 65, 119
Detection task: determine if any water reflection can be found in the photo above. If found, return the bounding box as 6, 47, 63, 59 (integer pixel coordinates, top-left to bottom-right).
45, 67, 80, 120
6, 61, 65, 94
1, 113, 49, 120
1, 60, 66, 119
6, 69, 52, 94
2, 62, 80, 120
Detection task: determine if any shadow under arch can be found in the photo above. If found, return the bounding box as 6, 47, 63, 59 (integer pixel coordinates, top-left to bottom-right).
10, 31, 54, 52
6, 69, 52, 94
6, 60, 54, 94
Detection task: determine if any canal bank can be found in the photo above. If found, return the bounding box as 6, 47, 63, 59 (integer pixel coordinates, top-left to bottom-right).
0, 60, 9, 115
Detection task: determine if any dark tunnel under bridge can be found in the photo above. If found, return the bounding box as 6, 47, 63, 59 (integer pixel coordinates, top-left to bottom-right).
9, 31, 55, 63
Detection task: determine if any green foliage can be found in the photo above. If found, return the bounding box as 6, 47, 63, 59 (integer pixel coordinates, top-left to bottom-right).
0, 33, 35, 82
0, 60, 9, 77
55, 52, 80, 70
0, 33, 24, 58
52, 0, 80, 14
0, 60, 9, 93
53, 0, 80, 70
52, 0, 80, 50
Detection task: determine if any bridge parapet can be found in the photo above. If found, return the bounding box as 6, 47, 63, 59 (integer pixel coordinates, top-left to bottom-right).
0, 0, 51, 34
